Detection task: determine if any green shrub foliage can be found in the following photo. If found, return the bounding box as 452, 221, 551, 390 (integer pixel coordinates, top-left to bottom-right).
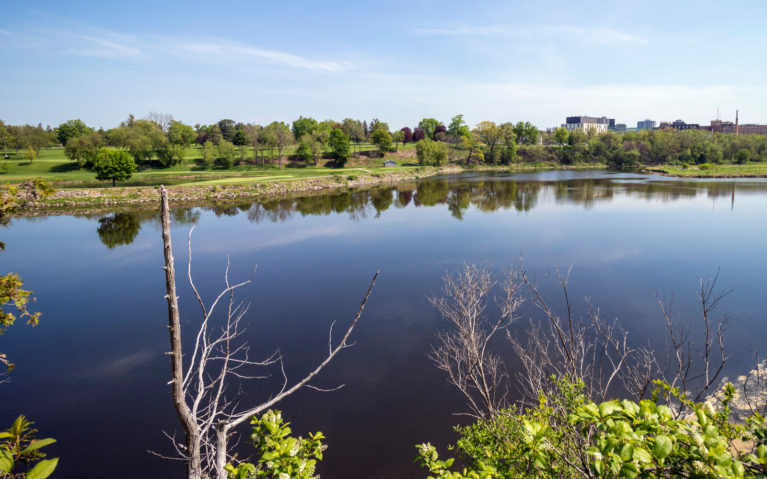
417, 377, 767, 478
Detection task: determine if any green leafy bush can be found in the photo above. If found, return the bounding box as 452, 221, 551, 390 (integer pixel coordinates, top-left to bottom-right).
417, 377, 767, 478
416, 138, 449, 166
0, 416, 58, 479
225, 410, 326, 479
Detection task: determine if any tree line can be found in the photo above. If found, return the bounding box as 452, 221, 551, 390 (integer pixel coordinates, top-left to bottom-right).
2, 114, 767, 186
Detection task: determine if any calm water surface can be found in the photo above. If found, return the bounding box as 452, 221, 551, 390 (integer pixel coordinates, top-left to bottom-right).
2, 170, 766, 478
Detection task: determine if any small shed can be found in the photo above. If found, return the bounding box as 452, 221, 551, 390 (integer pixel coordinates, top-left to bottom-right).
383, 160, 397, 167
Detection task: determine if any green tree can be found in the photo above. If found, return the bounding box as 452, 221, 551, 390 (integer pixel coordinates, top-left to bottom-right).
265, 122, 293, 169
448, 115, 471, 143
93, 148, 137, 186
296, 141, 313, 164
341, 118, 365, 143
168, 120, 196, 147
460, 133, 483, 165
303, 128, 330, 166
416, 138, 449, 166
418, 118, 443, 140
328, 128, 350, 166
166, 120, 195, 165
115, 119, 167, 165
63, 131, 105, 168
391, 130, 405, 150
499, 123, 517, 164
24, 147, 37, 163
474, 121, 501, 164
292, 116, 319, 140
736, 148, 751, 164
198, 141, 215, 168
216, 140, 237, 168
217, 119, 237, 142
15, 125, 50, 155
368, 118, 389, 135
370, 129, 393, 157
56, 119, 92, 146
553, 127, 570, 144
513, 121, 540, 145
0, 120, 7, 158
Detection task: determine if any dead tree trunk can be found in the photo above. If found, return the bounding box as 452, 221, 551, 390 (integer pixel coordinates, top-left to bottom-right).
158, 185, 377, 478
160, 186, 203, 479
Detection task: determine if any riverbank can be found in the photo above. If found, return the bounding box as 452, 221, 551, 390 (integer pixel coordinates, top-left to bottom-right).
15, 163, 610, 216
645, 163, 767, 178
17, 163, 588, 216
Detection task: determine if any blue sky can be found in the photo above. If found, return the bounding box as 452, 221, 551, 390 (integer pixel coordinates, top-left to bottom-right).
2, 0, 766, 130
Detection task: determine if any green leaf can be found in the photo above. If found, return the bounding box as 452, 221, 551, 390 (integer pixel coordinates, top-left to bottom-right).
620, 462, 639, 479
633, 447, 653, 463
21, 437, 56, 455
26, 458, 58, 479
652, 435, 673, 460
620, 443, 634, 462
599, 401, 621, 417
0, 450, 13, 473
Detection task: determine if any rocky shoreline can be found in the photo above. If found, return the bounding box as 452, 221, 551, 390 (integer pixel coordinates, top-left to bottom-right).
16, 166, 465, 217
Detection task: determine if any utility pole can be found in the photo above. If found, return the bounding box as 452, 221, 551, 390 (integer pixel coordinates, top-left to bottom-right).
735, 109, 739, 136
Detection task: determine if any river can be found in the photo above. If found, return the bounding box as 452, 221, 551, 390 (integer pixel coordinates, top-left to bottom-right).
2, 170, 766, 477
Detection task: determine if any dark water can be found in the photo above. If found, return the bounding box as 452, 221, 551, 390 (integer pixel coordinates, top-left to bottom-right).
2, 170, 766, 478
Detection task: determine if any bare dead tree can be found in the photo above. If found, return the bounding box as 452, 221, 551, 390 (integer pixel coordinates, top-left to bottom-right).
146, 112, 173, 132
653, 271, 731, 409
430, 263, 738, 420
428, 264, 522, 419
158, 186, 377, 479
508, 266, 641, 403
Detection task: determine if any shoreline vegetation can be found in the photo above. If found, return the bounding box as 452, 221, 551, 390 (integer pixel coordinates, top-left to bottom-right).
7, 160, 767, 217
3, 114, 767, 216
9, 163, 605, 216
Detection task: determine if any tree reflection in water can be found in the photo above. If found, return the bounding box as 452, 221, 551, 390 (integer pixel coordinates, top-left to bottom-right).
97, 213, 141, 249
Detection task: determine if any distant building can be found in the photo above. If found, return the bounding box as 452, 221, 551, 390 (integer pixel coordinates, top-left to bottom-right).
564, 116, 613, 133
613, 123, 627, 132
383, 159, 397, 167
660, 120, 700, 131
706, 119, 767, 135
637, 119, 656, 130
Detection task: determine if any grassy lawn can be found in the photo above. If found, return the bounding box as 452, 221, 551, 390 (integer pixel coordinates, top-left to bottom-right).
651, 163, 767, 177
0, 145, 420, 188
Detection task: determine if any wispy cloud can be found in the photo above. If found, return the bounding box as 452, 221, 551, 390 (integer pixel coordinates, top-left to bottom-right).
69, 34, 144, 59
173, 40, 349, 72
414, 24, 647, 45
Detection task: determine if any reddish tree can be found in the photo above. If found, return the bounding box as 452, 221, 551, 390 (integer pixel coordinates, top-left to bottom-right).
401, 127, 413, 143
413, 127, 426, 142
434, 124, 447, 140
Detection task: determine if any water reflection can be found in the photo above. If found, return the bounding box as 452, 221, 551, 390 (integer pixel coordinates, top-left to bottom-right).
92, 172, 761, 246
7, 169, 767, 479
97, 213, 141, 249
95, 209, 201, 248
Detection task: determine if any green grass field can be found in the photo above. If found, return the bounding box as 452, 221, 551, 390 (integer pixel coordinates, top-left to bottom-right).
651, 163, 767, 177
0, 144, 419, 188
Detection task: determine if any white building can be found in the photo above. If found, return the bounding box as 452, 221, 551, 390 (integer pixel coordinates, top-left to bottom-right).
563, 116, 612, 133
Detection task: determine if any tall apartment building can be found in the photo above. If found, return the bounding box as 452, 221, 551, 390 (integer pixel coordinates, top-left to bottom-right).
564, 116, 613, 133
637, 119, 656, 130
